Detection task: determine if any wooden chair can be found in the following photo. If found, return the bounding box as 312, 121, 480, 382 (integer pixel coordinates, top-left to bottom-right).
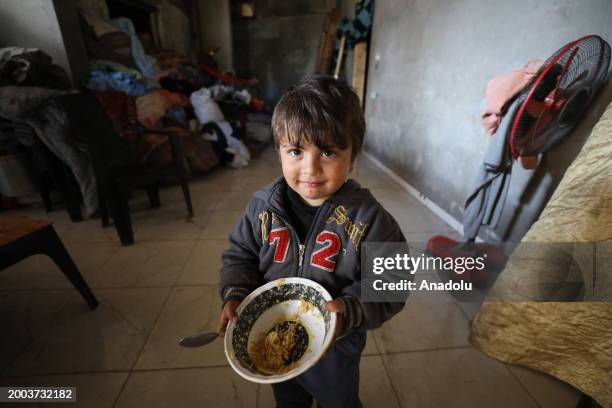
0, 216, 98, 309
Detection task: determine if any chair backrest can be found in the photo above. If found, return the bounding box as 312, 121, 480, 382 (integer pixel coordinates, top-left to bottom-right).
54, 93, 136, 171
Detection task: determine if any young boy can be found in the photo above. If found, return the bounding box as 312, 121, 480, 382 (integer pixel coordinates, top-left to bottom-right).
218, 76, 405, 407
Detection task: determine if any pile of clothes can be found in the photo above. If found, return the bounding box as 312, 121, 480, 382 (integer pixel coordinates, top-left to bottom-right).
0, 9, 271, 215
79, 10, 267, 169
0, 47, 99, 216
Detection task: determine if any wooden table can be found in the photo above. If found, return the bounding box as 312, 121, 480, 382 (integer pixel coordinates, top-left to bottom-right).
0, 216, 98, 309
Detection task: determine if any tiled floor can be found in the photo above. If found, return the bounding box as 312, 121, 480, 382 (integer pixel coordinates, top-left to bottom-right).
0, 147, 581, 407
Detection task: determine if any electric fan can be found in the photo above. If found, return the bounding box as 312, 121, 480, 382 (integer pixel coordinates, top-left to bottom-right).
509, 35, 610, 159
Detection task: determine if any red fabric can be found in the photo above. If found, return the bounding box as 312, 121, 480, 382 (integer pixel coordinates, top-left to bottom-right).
198, 65, 258, 86
135, 89, 189, 129
426, 235, 507, 288
93, 91, 139, 141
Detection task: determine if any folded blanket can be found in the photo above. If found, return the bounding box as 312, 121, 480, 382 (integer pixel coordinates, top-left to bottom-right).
470, 97, 612, 407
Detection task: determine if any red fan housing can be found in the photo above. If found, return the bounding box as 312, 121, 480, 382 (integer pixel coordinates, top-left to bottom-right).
509, 35, 610, 159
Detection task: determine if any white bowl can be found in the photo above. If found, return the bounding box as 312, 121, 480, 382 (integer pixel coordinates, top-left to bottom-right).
224, 277, 337, 383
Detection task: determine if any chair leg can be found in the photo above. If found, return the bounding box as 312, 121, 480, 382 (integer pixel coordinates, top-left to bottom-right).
39, 176, 53, 212
46, 154, 83, 222
107, 183, 134, 246
167, 133, 193, 217
97, 175, 109, 227
146, 184, 161, 208
40, 226, 99, 309
29, 143, 53, 212
180, 178, 194, 218
176, 161, 193, 217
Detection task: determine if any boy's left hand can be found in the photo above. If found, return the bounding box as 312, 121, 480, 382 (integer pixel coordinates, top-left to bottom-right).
324, 300, 344, 340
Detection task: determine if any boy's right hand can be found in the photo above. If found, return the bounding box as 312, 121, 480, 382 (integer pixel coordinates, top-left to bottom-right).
217, 300, 241, 335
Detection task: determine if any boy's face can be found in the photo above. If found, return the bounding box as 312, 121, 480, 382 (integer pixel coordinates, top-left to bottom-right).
278, 138, 353, 206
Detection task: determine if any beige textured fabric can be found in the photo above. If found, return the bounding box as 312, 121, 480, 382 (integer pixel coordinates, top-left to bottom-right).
470, 99, 612, 407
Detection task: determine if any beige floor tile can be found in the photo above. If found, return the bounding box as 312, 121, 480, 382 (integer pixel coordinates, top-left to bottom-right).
256, 356, 398, 408
2, 287, 169, 376
361, 355, 400, 408
363, 331, 379, 356
214, 191, 255, 211
178, 240, 227, 285
115, 367, 257, 408
354, 159, 386, 173
134, 285, 227, 369
384, 348, 539, 408
189, 173, 268, 195
0, 372, 129, 408
373, 303, 470, 353
1, 290, 74, 372
199, 210, 244, 240
173, 172, 234, 194
58, 219, 120, 244
0, 242, 118, 290
240, 164, 282, 179
369, 188, 423, 210
66, 241, 121, 272
455, 301, 484, 321
257, 383, 276, 407
353, 174, 399, 190
158, 183, 218, 212
91, 241, 195, 288
507, 365, 582, 408
230, 175, 277, 192
158, 196, 217, 217
392, 205, 456, 234
130, 208, 210, 241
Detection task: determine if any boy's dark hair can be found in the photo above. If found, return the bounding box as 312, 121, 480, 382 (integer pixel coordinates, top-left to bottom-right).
271, 75, 365, 162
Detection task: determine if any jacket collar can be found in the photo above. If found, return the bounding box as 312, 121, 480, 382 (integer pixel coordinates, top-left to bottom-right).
254, 177, 363, 218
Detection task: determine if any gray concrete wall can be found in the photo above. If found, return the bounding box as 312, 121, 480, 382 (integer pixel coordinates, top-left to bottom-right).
0, 0, 71, 77
365, 0, 612, 234
0, 0, 90, 86
198, 0, 233, 71
157, 0, 193, 55
233, 0, 336, 104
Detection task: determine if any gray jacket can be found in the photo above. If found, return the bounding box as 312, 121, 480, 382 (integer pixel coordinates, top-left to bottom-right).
219, 177, 406, 331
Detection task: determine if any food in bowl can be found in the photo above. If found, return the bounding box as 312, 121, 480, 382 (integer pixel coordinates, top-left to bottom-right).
224, 278, 337, 383
250, 318, 309, 374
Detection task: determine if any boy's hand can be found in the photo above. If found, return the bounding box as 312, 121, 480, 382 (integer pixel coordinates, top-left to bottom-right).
324, 300, 344, 340
218, 300, 241, 335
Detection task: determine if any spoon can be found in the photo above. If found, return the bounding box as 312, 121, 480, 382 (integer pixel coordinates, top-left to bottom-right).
179, 331, 221, 347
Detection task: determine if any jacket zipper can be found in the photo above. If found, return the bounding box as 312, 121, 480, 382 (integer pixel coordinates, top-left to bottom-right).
275, 214, 303, 277
298, 244, 305, 267
298, 203, 328, 277
276, 203, 328, 277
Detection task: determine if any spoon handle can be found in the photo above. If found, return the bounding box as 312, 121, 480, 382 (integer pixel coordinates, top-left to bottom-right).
179, 331, 219, 347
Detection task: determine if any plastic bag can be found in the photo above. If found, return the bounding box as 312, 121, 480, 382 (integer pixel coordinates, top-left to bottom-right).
190, 87, 224, 125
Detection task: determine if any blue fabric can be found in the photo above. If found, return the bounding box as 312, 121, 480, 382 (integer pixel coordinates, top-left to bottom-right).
463, 98, 520, 240
86, 68, 158, 97
110, 17, 159, 77
271, 330, 366, 408
337, 0, 373, 48
164, 105, 188, 127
